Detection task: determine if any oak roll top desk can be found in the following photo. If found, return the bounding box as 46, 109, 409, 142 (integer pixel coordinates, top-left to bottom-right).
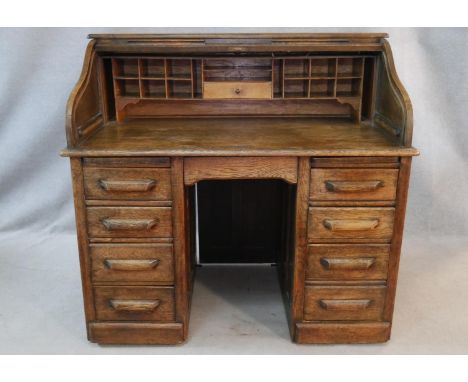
62, 33, 418, 345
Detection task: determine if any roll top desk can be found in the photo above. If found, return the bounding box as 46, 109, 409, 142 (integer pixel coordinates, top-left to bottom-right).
62, 33, 418, 345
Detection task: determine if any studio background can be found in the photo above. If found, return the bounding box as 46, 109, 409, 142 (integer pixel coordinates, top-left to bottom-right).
0, 27, 467, 354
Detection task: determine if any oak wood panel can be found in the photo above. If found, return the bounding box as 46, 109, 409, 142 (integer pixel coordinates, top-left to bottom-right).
85, 200, 172, 207
309, 200, 395, 207
89, 322, 184, 345
84, 167, 171, 200
89, 237, 173, 244
69, 158, 95, 323
120, 99, 352, 118
90, 243, 174, 283
65, 40, 102, 146
311, 157, 400, 168
94, 286, 175, 321
84, 157, 170, 167
91, 33, 388, 55
171, 157, 191, 338
295, 321, 390, 344
90, 33, 388, 40
384, 157, 412, 321
203, 81, 272, 99
307, 244, 389, 280
310, 168, 398, 201
184, 157, 298, 185
304, 285, 386, 321
290, 157, 311, 335
308, 207, 395, 242
86, 206, 172, 238
62, 117, 419, 158
378, 41, 414, 146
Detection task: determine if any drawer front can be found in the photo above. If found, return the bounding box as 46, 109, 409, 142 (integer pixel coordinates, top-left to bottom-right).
87, 207, 172, 238
94, 286, 175, 321
307, 244, 389, 280
308, 207, 395, 241
310, 169, 398, 201
304, 286, 386, 321
83, 167, 171, 200
90, 244, 174, 283
203, 81, 272, 99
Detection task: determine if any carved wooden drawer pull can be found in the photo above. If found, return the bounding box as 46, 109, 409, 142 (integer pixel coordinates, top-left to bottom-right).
323, 218, 379, 231
98, 179, 156, 192
104, 259, 160, 271
320, 257, 376, 270
109, 299, 160, 312
319, 299, 371, 311
101, 218, 159, 231
325, 180, 383, 193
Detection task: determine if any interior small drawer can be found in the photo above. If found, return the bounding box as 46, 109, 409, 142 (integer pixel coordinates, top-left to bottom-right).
203, 81, 272, 99
310, 168, 398, 201
307, 244, 389, 281
90, 244, 174, 283
308, 207, 395, 242
87, 207, 172, 238
83, 167, 171, 200
304, 285, 386, 321
94, 286, 175, 321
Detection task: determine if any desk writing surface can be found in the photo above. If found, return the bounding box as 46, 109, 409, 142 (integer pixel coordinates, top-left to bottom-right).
68, 117, 417, 157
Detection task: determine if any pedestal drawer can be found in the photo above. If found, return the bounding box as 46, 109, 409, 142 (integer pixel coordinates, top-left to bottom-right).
94, 286, 175, 321
304, 285, 386, 321
308, 207, 395, 242
84, 167, 171, 201
310, 169, 398, 201
90, 244, 174, 283
307, 244, 389, 280
87, 207, 172, 238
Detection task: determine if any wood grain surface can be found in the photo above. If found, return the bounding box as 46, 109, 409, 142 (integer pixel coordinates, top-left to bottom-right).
62, 117, 418, 157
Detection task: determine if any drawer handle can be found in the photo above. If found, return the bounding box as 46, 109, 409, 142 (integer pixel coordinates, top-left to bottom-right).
98, 179, 156, 192
325, 180, 383, 193
323, 218, 379, 231
109, 299, 160, 312
320, 257, 376, 270
104, 259, 160, 271
101, 218, 159, 231
319, 299, 371, 311
234, 88, 241, 94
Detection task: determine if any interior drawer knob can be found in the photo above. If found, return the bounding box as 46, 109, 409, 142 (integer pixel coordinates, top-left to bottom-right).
109, 299, 160, 312
101, 218, 159, 231
319, 299, 371, 311
323, 218, 379, 231
234, 88, 241, 94
98, 179, 157, 192
104, 259, 160, 271
325, 180, 383, 193
320, 257, 376, 270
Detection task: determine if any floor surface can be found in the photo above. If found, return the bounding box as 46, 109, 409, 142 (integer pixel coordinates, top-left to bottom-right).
0, 232, 467, 354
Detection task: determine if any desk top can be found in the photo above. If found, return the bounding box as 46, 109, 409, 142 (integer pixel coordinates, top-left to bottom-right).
63, 117, 418, 157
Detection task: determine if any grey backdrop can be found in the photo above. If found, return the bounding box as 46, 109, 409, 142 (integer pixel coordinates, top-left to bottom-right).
1, 28, 468, 354
0, 27, 467, 236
